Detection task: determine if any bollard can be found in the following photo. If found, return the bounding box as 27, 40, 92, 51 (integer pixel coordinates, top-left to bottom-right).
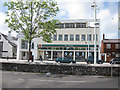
111, 64, 113, 77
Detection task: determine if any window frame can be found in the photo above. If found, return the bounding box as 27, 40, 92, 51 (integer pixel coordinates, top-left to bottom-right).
58, 34, 63, 41
64, 34, 68, 41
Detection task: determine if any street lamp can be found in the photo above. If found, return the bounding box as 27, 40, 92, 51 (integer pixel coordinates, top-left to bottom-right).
87, 26, 90, 58
91, 1, 97, 64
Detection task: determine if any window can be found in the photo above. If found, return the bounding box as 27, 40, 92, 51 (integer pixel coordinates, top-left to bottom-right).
87, 34, 92, 41
0, 35, 1, 40
53, 35, 57, 41
64, 34, 68, 41
21, 40, 28, 49
107, 44, 111, 49
76, 34, 80, 41
93, 34, 98, 41
65, 23, 75, 28
81, 34, 86, 41
115, 44, 120, 49
59, 34, 62, 41
70, 34, 74, 41
96, 34, 98, 41
32, 42, 34, 49
76, 23, 86, 28
56, 23, 64, 28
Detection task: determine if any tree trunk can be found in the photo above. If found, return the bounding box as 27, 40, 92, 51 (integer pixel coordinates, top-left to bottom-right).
28, 40, 31, 62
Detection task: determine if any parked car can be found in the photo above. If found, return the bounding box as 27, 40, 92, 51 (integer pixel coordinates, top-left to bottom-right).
110, 58, 120, 64
86, 56, 104, 64
55, 57, 76, 63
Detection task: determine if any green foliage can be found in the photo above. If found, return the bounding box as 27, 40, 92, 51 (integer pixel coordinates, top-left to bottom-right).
4, 0, 59, 60
4, 0, 59, 43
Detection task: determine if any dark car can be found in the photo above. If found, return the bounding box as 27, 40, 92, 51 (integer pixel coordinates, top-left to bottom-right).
86, 56, 104, 64
55, 57, 76, 63
110, 58, 120, 64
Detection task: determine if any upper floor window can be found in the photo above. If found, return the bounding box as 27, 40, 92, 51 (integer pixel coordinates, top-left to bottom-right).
64, 34, 68, 41
56, 23, 64, 28
87, 34, 92, 41
81, 34, 86, 41
106, 44, 111, 49
76, 23, 86, 28
76, 34, 80, 41
115, 44, 120, 49
93, 34, 98, 41
53, 35, 57, 41
70, 34, 74, 41
65, 23, 75, 28
59, 34, 62, 41
21, 40, 28, 49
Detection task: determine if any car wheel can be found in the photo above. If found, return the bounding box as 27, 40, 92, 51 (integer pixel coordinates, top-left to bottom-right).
99, 62, 102, 64
72, 62, 76, 64
87, 61, 91, 64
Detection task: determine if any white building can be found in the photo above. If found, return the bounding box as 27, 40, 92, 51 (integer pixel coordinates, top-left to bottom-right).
0, 31, 17, 58
17, 19, 100, 61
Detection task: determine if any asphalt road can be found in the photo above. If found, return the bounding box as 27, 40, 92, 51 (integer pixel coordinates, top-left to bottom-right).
1, 71, 119, 88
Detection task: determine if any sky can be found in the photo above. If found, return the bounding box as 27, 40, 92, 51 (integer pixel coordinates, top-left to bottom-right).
0, 0, 119, 40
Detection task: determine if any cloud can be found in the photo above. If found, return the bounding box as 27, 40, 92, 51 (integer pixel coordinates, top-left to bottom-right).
98, 8, 118, 39
56, 0, 118, 39
0, 12, 9, 35
0, 0, 118, 39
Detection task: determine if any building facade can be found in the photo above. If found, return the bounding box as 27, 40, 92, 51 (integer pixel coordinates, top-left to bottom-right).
0, 31, 17, 58
101, 34, 120, 62
17, 19, 100, 61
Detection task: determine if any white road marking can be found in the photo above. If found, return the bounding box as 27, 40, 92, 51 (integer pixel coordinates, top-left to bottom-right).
18, 78, 86, 83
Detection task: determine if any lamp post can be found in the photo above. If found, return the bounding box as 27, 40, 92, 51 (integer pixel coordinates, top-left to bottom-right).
91, 0, 97, 64
88, 26, 90, 58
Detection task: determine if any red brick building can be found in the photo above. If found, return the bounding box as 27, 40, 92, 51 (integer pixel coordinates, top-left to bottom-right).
101, 34, 120, 62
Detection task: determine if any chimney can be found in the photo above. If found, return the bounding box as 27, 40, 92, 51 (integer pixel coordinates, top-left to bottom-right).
103, 34, 105, 40
8, 31, 11, 41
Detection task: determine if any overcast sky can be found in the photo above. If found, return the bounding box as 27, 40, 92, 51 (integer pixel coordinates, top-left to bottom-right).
0, 0, 119, 40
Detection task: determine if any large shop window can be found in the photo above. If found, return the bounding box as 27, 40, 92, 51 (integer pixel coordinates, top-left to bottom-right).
44, 51, 51, 60
64, 51, 73, 60
53, 51, 62, 60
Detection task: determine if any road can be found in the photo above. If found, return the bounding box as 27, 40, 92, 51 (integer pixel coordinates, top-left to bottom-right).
1, 71, 119, 88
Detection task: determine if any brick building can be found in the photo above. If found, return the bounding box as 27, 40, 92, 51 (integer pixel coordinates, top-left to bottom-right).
101, 34, 120, 62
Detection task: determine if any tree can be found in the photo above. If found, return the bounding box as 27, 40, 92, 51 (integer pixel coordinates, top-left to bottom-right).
4, 0, 59, 61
